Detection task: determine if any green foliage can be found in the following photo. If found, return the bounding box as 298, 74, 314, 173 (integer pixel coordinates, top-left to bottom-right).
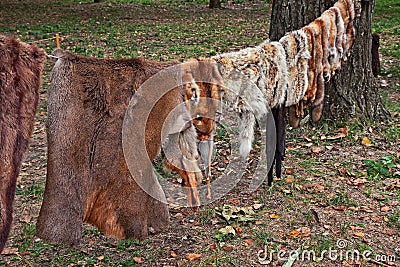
363, 155, 399, 181
326, 192, 358, 207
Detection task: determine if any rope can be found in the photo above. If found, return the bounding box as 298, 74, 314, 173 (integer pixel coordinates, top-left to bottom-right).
32, 34, 67, 49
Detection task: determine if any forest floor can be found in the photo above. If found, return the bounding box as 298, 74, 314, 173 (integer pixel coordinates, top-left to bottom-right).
0, 0, 399, 266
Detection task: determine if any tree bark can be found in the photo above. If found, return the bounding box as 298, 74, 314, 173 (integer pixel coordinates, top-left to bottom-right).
209, 0, 221, 8
269, 0, 389, 121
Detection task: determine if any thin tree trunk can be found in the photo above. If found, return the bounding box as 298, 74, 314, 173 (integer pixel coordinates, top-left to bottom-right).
209, 0, 221, 8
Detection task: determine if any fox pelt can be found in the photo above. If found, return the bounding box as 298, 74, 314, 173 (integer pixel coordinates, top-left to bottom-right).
0, 35, 46, 252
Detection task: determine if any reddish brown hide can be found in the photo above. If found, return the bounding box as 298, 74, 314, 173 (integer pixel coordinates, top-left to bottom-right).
36, 49, 185, 244
167, 58, 226, 206
0, 35, 46, 252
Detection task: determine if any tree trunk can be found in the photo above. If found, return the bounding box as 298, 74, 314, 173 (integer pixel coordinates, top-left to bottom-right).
36, 50, 175, 244
209, 0, 221, 8
269, 0, 389, 121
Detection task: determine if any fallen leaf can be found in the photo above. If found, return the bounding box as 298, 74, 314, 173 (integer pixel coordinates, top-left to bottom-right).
361, 137, 372, 147
294, 184, 303, 191
351, 178, 367, 186
218, 225, 236, 236
371, 216, 382, 222
381, 206, 391, 212
133, 257, 143, 263
299, 227, 311, 238
170, 251, 178, 258
334, 206, 346, 211
282, 189, 292, 194
327, 132, 347, 140
223, 245, 234, 252
286, 175, 294, 183
270, 213, 280, 219
381, 228, 396, 235
96, 255, 104, 261
253, 203, 263, 210
353, 232, 365, 238
311, 146, 322, 154
210, 244, 217, 250
289, 229, 300, 238
186, 253, 202, 261
326, 193, 336, 199
19, 214, 33, 223
244, 238, 254, 247
1, 247, 18, 255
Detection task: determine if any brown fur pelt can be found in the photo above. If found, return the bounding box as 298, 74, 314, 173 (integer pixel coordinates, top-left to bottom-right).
36, 49, 203, 244
182, 58, 226, 140
302, 26, 317, 107
322, 9, 340, 75
166, 58, 226, 206
0, 35, 46, 252
307, 19, 327, 123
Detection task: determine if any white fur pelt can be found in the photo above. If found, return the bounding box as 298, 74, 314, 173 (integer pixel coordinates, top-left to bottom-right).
279, 30, 310, 107
211, 49, 270, 158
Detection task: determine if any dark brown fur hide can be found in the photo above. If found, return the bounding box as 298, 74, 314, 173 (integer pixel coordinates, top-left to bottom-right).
0, 35, 46, 252
372, 33, 380, 77
36, 49, 181, 244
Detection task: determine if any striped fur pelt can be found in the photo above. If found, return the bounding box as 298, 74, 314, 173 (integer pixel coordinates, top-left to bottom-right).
0, 35, 46, 252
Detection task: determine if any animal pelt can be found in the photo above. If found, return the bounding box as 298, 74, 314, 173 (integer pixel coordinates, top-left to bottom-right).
163, 126, 203, 206
268, 105, 286, 184
279, 30, 310, 108
167, 58, 226, 206
335, 0, 356, 61
258, 41, 288, 108
0, 35, 46, 252
371, 33, 380, 77
307, 20, 327, 123
181, 58, 226, 140
212, 43, 287, 109
322, 9, 340, 74
302, 26, 317, 107
279, 29, 311, 128
36, 49, 194, 244
211, 49, 270, 158
329, 6, 345, 61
